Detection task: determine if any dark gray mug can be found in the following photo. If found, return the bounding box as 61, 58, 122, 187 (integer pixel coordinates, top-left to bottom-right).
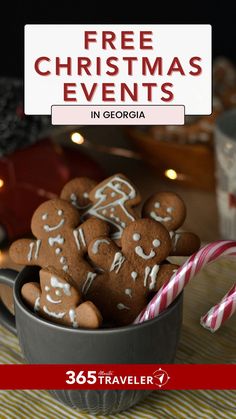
0, 266, 183, 415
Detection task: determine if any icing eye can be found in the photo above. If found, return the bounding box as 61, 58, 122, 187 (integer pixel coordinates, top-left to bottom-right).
83, 192, 89, 199
152, 239, 161, 248
133, 233, 141, 241
55, 290, 62, 296
57, 209, 63, 216
154, 202, 160, 208
70, 193, 77, 200
45, 286, 50, 291
42, 213, 48, 220
167, 207, 173, 213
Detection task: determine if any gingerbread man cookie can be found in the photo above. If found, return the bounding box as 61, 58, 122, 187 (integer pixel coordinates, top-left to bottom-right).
142, 192, 200, 256
84, 173, 141, 241
86, 219, 179, 325
60, 177, 97, 215
10, 198, 109, 292
21, 269, 102, 328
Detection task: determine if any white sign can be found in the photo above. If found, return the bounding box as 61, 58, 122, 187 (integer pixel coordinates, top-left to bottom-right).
25, 24, 212, 121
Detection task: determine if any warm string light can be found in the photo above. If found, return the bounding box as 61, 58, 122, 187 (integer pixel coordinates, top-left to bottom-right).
0, 179, 4, 188
70, 132, 85, 144
164, 169, 178, 180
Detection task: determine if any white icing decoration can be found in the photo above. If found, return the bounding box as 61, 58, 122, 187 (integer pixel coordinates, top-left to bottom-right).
34, 240, 41, 259
58, 209, 63, 216
27, 242, 34, 262
110, 252, 125, 273
48, 235, 64, 246
34, 296, 40, 312
167, 207, 173, 213
73, 229, 80, 251
50, 276, 71, 295
69, 309, 78, 328
110, 208, 115, 212
44, 219, 65, 232
46, 295, 62, 304
150, 211, 172, 223
82, 272, 97, 295
63, 265, 69, 272
70, 193, 90, 210
55, 290, 62, 296
45, 286, 50, 291
111, 192, 116, 197
60, 256, 66, 264
131, 271, 138, 281
154, 202, 160, 208
152, 239, 161, 248
149, 265, 160, 290
43, 306, 66, 319
125, 288, 132, 298
92, 239, 110, 254
169, 231, 174, 238
83, 192, 89, 199
121, 222, 126, 228
79, 228, 86, 247
117, 303, 130, 310
102, 209, 107, 215
133, 233, 141, 241
144, 266, 151, 287
135, 246, 155, 260
172, 232, 181, 251
42, 213, 48, 220
144, 265, 160, 290
55, 248, 62, 254
84, 175, 137, 239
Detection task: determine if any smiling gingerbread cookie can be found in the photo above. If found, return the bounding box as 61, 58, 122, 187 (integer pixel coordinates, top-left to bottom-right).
21, 269, 102, 328
86, 219, 179, 325
142, 192, 200, 256
10, 198, 109, 292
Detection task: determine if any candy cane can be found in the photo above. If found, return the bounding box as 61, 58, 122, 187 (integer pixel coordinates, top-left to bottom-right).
134, 241, 236, 327
200, 283, 236, 332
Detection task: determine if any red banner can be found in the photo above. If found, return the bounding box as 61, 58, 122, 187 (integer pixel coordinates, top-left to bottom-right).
0, 365, 236, 390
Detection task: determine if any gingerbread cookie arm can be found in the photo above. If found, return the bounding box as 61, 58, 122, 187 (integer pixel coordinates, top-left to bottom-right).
79, 218, 110, 249
21, 282, 41, 311
169, 232, 200, 256
88, 237, 123, 272
9, 239, 43, 266
75, 301, 103, 329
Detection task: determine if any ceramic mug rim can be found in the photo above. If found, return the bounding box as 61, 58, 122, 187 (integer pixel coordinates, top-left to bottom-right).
12, 266, 183, 335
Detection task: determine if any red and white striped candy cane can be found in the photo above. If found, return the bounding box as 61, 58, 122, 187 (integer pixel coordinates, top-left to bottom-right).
201, 283, 236, 332
134, 240, 236, 326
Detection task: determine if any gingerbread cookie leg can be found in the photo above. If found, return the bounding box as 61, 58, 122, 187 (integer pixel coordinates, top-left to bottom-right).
21, 282, 41, 311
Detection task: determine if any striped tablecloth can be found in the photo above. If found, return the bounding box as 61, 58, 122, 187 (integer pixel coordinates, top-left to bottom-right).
0, 258, 236, 419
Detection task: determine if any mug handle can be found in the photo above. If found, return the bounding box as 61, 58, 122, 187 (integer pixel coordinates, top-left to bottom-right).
0, 269, 18, 335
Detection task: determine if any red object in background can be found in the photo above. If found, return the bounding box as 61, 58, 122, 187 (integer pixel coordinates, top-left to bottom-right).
229, 193, 236, 208
0, 138, 104, 246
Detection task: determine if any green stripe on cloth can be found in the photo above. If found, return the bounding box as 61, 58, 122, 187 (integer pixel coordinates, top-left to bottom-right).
0, 258, 236, 418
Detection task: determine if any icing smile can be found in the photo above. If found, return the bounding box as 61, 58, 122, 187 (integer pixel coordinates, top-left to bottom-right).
44, 219, 65, 232
150, 211, 171, 223
46, 295, 62, 304
135, 246, 156, 260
